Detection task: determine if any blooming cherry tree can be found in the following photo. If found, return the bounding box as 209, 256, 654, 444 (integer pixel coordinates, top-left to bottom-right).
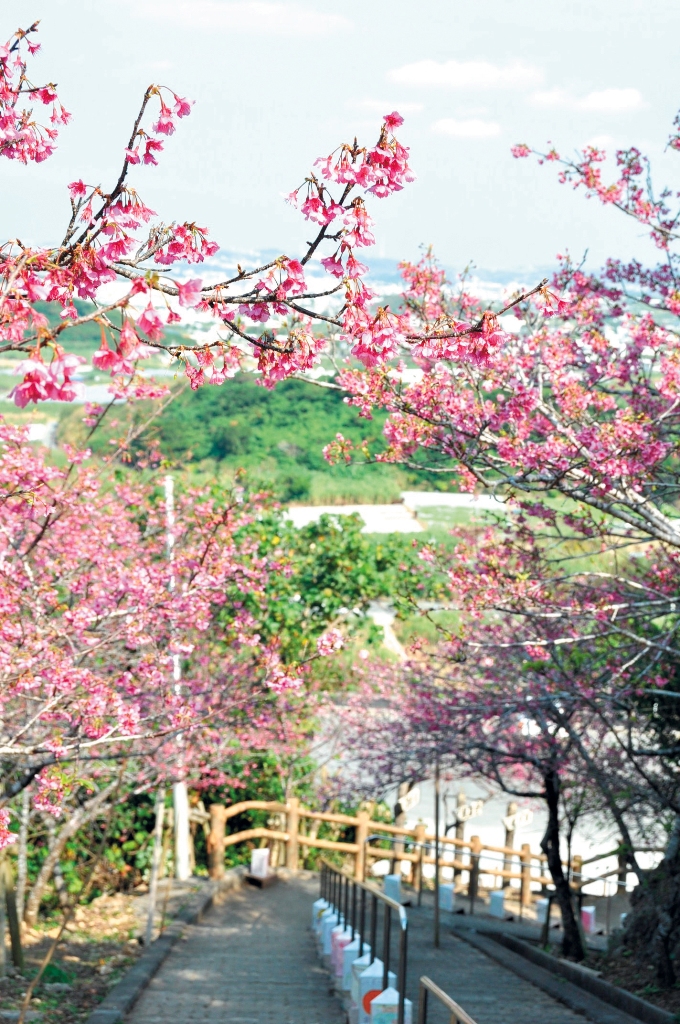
1, 22, 417, 404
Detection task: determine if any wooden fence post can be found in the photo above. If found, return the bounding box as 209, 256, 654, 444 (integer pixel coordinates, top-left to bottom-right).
355, 810, 370, 881
207, 804, 227, 880
286, 798, 299, 871
454, 792, 466, 880
413, 823, 426, 890
520, 843, 532, 907
468, 835, 482, 910
573, 853, 583, 891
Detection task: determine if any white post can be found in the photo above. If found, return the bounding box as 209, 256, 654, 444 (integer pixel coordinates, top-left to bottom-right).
145, 788, 166, 944
165, 476, 191, 882
173, 782, 190, 881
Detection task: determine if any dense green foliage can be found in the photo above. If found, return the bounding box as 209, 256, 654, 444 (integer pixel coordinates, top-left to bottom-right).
240, 510, 433, 663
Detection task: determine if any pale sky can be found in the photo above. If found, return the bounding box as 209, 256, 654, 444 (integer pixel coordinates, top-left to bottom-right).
2, 0, 678, 276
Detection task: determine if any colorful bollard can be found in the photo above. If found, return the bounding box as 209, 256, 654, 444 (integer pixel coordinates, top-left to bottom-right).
330, 916, 346, 959
358, 959, 396, 1024
351, 950, 374, 1006
334, 925, 354, 976
438, 883, 455, 911
343, 938, 371, 991
581, 905, 597, 934
383, 874, 402, 905
312, 897, 329, 931
318, 904, 337, 936
536, 897, 550, 924
489, 890, 505, 918
321, 909, 339, 954
250, 847, 270, 878
370, 986, 413, 1024
330, 918, 348, 969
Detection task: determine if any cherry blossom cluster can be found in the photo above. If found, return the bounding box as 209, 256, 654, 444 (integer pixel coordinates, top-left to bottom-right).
326, 117, 680, 972
0, 22, 70, 163
1, 25, 418, 408
0, 419, 333, 835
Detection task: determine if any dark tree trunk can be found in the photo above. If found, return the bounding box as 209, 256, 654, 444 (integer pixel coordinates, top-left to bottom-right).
622, 813, 680, 987
541, 770, 585, 961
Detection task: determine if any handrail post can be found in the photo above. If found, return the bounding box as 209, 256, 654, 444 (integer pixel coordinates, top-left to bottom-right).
351, 879, 357, 939
286, 796, 299, 871
382, 903, 391, 990
355, 810, 370, 880
371, 893, 378, 963
417, 981, 428, 1024
344, 872, 349, 925
397, 917, 408, 1024
359, 885, 366, 956
520, 843, 532, 907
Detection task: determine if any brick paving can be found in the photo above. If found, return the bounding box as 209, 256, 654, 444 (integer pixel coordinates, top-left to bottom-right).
126, 875, 344, 1024
127, 877, 591, 1024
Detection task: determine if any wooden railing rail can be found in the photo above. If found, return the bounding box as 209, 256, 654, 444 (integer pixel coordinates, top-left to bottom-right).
418, 976, 478, 1024
207, 798, 638, 902
222, 800, 288, 819
223, 827, 289, 847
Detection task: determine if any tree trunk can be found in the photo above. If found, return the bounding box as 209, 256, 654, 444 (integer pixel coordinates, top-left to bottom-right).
15, 786, 30, 923
206, 804, 227, 880
622, 813, 680, 987
145, 788, 166, 945
23, 782, 117, 927
541, 770, 585, 961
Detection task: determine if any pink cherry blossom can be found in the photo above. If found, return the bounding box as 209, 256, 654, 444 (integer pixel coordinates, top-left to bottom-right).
316, 628, 345, 656
176, 278, 203, 307
0, 809, 15, 851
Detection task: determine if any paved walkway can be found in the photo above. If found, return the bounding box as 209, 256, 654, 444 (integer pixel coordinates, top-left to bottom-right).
127, 877, 594, 1024
127, 875, 344, 1024
404, 902, 584, 1024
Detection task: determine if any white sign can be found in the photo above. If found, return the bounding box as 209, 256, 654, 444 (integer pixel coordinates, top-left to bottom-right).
399, 787, 420, 813
503, 809, 534, 832
457, 799, 484, 822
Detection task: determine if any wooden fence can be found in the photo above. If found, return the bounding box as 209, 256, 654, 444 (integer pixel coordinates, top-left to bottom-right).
204, 798, 559, 904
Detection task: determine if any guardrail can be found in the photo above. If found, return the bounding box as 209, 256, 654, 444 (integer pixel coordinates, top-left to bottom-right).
321, 859, 409, 1024
417, 976, 478, 1024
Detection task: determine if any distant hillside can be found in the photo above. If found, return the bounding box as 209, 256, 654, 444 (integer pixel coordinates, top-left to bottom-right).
60, 373, 452, 503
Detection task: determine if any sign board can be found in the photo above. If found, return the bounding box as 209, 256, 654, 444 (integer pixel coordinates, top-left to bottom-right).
502, 808, 534, 832
456, 799, 484, 822
398, 786, 420, 813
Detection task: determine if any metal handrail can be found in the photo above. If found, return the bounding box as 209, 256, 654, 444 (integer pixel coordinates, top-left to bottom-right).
417, 976, 478, 1024
320, 860, 408, 1024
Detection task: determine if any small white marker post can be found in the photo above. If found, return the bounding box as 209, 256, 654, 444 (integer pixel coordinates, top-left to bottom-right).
165, 475, 191, 882
370, 986, 413, 1024
358, 959, 396, 1024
